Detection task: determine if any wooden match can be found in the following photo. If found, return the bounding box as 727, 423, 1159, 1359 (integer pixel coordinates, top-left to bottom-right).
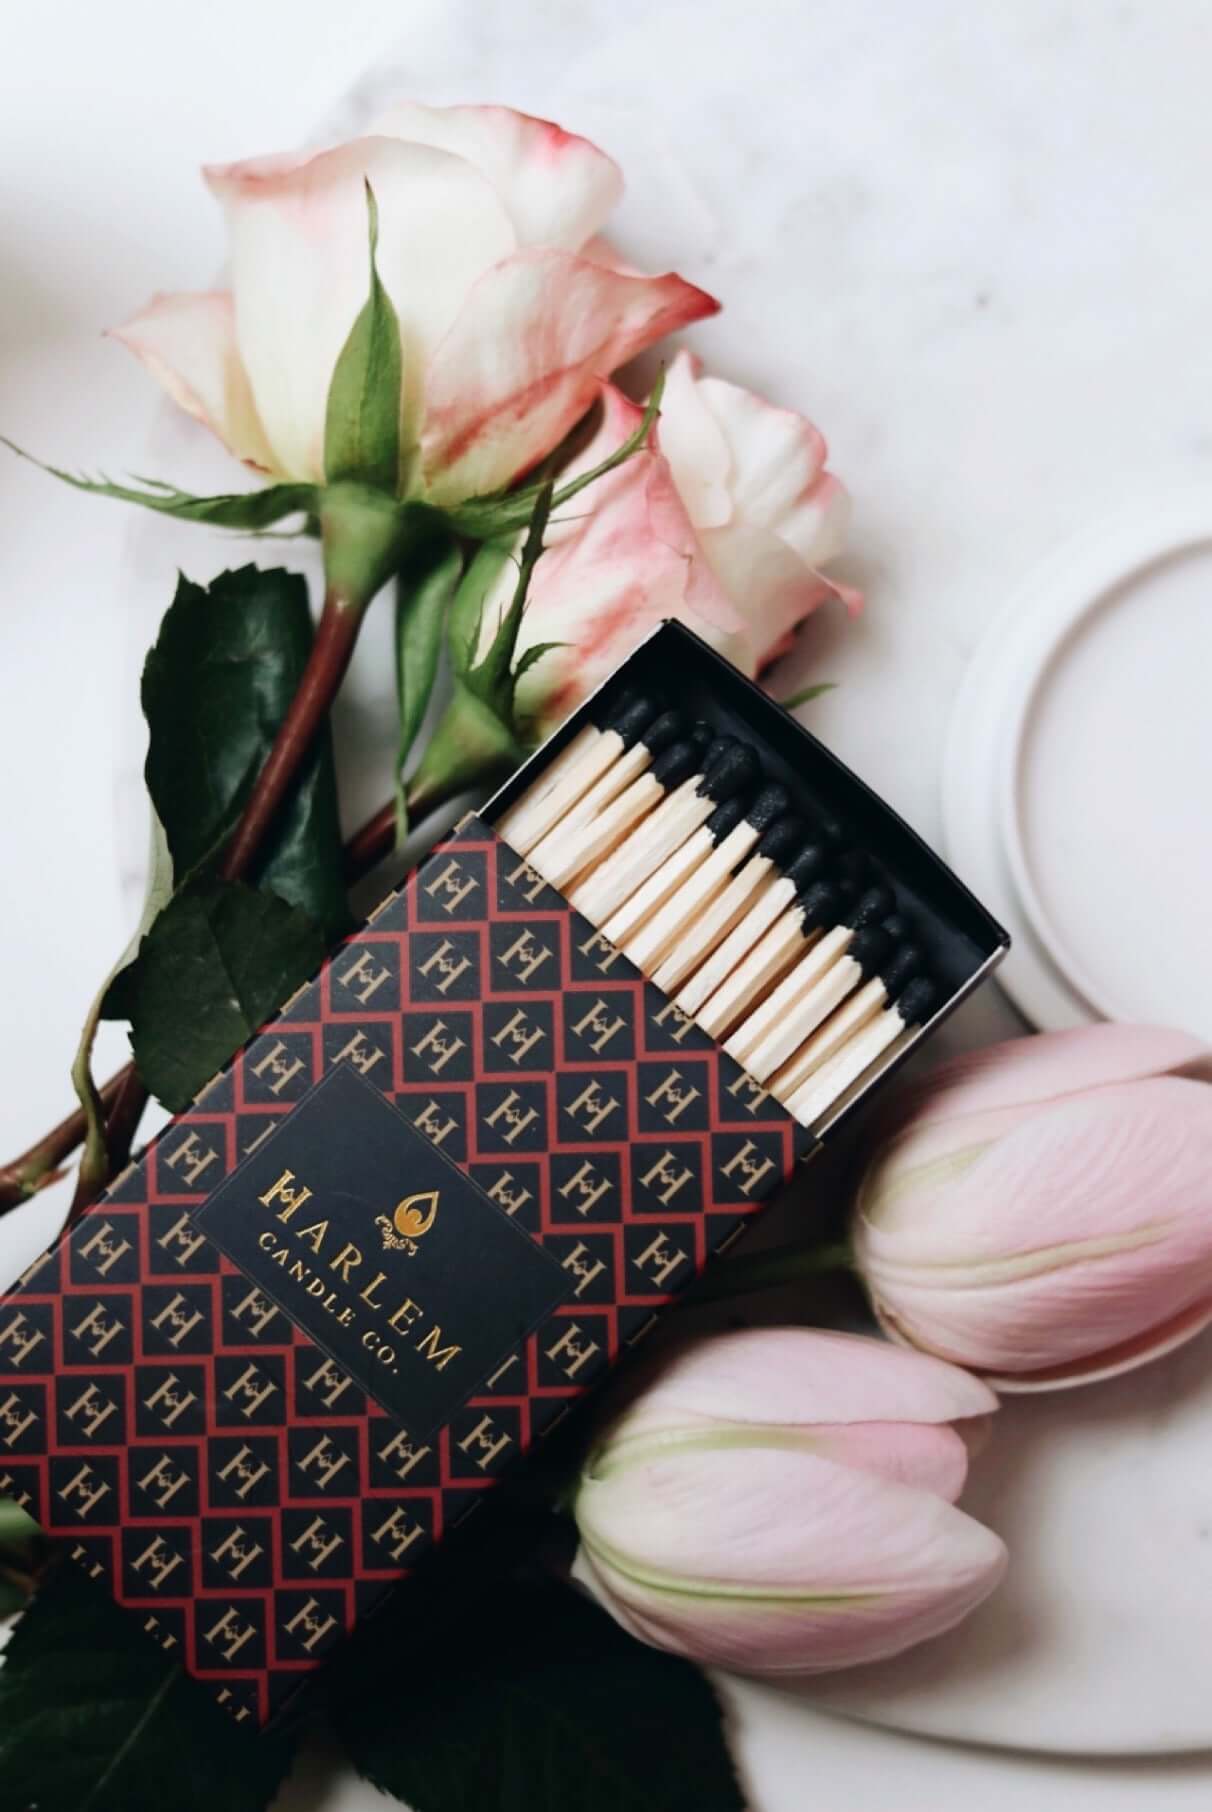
721, 884, 894, 1064
569, 741, 761, 926
606, 784, 790, 967
496, 692, 664, 853
670, 836, 835, 1017
648, 811, 806, 996
527, 737, 703, 891
769, 942, 924, 1103
786, 978, 938, 1126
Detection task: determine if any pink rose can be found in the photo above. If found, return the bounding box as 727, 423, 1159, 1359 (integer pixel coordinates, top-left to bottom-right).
573, 1328, 1005, 1675
855, 1025, 1212, 1390
473, 351, 859, 739
110, 103, 717, 503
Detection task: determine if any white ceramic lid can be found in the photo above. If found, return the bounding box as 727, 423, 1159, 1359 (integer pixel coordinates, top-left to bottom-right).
944, 494, 1212, 1037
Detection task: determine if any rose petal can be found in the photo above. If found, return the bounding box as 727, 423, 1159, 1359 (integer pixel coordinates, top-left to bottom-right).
367, 101, 622, 249
421, 248, 718, 504
691, 369, 845, 566
654, 348, 732, 529
108, 290, 276, 473
206, 136, 516, 482
574, 1444, 1006, 1675
493, 388, 740, 735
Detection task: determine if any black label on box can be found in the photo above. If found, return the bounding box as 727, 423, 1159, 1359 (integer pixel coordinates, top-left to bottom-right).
194, 1065, 567, 1438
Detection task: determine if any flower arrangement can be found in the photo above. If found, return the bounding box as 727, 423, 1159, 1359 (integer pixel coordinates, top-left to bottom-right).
1, 99, 1210, 1812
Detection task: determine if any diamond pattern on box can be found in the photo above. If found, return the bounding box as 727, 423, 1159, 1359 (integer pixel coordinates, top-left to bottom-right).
0, 819, 812, 1727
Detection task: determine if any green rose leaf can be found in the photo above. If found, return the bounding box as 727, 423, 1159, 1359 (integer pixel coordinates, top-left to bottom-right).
117, 879, 324, 1111
0, 1565, 299, 1812
138, 564, 347, 939
324, 182, 407, 495
331, 1575, 745, 1812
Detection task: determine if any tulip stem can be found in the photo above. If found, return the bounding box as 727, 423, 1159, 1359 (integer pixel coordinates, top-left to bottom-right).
694, 1240, 854, 1303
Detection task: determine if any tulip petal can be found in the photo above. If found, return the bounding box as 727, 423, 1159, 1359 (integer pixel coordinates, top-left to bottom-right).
888, 1023, 1212, 1140
603, 1327, 996, 1441
367, 101, 622, 249
421, 248, 719, 504
108, 290, 276, 473
859, 1077, 1212, 1379
574, 1444, 1006, 1675
205, 137, 516, 482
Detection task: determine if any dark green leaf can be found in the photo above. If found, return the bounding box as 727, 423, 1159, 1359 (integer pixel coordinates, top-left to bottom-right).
323, 183, 406, 494
332, 1575, 743, 1812
120, 880, 324, 1111
0, 1564, 299, 1812
781, 681, 837, 710
465, 479, 553, 713
0, 439, 317, 529
394, 528, 463, 839
448, 369, 664, 542
139, 565, 347, 938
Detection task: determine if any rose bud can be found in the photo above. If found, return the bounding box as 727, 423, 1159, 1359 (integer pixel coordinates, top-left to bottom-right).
854, 1024, 1212, 1391
470, 350, 859, 740
572, 1328, 1005, 1675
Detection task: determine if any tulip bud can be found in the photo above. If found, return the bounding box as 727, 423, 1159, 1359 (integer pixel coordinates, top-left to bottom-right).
854, 1025, 1212, 1391
572, 1328, 1005, 1675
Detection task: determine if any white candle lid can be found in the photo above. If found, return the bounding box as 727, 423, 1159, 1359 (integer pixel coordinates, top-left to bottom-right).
944, 492, 1212, 1036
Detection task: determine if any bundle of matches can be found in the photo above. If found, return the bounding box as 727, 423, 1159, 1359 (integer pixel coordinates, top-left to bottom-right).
496, 721, 939, 1130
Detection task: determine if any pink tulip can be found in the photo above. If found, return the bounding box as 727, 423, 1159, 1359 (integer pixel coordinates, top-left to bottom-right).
467, 352, 859, 739
110, 102, 717, 500
854, 1024, 1212, 1391
572, 1328, 1005, 1676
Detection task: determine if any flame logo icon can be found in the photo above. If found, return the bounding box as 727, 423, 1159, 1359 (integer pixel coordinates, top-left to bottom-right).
375, 1191, 439, 1257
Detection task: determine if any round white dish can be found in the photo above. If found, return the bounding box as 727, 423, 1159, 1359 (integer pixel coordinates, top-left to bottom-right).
943, 492, 1212, 1038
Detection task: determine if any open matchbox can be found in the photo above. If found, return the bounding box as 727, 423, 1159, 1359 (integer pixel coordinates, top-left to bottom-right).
0, 623, 1009, 1728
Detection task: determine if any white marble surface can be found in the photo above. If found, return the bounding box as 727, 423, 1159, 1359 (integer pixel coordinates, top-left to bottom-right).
4, 0, 1212, 1804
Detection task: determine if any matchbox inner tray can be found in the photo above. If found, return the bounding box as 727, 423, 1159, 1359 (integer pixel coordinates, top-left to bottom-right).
0, 622, 1008, 1727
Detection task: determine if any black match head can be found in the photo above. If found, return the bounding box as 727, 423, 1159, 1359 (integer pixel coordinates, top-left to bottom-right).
816, 810, 849, 844
880, 945, 924, 996
880, 912, 912, 944
797, 880, 841, 933
849, 926, 892, 978
609, 696, 660, 748
838, 848, 877, 887
785, 841, 832, 892
597, 686, 639, 728
895, 978, 938, 1026
640, 709, 684, 755
700, 733, 738, 774
650, 740, 700, 790
755, 815, 806, 867
688, 721, 715, 757
701, 744, 760, 802
745, 784, 790, 831
705, 797, 748, 843
846, 884, 896, 930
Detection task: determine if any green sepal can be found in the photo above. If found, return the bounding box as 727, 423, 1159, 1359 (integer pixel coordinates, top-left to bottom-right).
781, 681, 837, 710
447, 370, 665, 542
393, 527, 463, 841
0, 439, 317, 529
323, 182, 407, 495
